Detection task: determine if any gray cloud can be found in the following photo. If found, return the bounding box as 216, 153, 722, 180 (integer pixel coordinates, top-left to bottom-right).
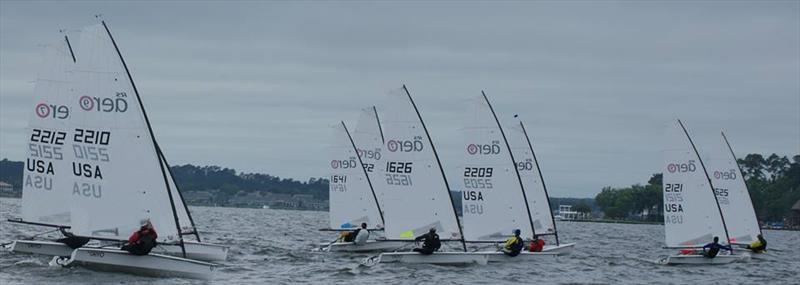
1, 1, 798, 197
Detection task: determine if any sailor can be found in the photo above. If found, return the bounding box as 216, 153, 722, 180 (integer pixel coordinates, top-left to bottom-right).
412, 228, 441, 255
55, 227, 90, 249
702, 236, 732, 258
746, 234, 767, 253
339, 223, 365, 243
353, 223, 370, 246
121, 219, 158, 256
501, 229, 524, 257
529, 235, 545, 252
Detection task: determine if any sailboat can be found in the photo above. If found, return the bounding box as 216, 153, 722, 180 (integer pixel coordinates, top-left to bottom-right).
7, 32, 78, 258
375, 86, 488, 265
321, 120, 404, 252
706, 132, 763, 248
458, 92, 571, 262
507, 117, 575, 254
10, 22, 226, 263
7, 22, 220, 279
660, 120, 749, 265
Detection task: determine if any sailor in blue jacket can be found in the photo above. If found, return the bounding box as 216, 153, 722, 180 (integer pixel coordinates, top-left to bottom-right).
702, 236, 732, 258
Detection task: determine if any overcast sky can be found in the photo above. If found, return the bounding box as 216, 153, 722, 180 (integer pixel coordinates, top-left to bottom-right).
1, 1, 798, 198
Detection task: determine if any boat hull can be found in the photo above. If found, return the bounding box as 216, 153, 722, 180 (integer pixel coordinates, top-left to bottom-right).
542, 243, 576, 255
9, 240, 74, 257
154, 241, 229, 261
662, 253, 749, 265
8, 239, 228, 262
378, 252, 489, 265
61, 248, 216, 280
483, 251, 559, 262
322, 240, 408, 253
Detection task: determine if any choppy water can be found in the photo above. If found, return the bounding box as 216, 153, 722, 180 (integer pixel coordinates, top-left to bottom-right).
1, 198, 798, 284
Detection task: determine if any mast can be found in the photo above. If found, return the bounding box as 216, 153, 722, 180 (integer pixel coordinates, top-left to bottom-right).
677, 120, 733, 251
372, 106, 385, 144
402, 85, 467, 252
156, 143, 201, 241
721, 131, 763, 236
481, 91, 536, 239
519, 120, 560, 245
101, 21, 186, 257
342, 121, 385, 226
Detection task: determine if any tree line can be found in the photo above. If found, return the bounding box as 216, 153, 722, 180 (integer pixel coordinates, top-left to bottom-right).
595, 153, 800, 223
0, 159, 329, 200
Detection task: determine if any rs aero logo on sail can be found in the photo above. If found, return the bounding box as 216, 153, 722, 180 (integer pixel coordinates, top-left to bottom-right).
467, 141, 501, 155
79, 92, 129, 113
667, 160, 696, 173
386, 136, 424, 152
35, 102, 69, 119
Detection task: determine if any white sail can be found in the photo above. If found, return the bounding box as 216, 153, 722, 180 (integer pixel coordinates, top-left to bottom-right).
328, 122, 382, 230
663, 120, 728, 248
67, 24, 180, 242
458, 95, 530, 241
706, 133, 760, 244
21, 36, 76, 226
352, 106, 385, 223
378, 87, 461, 240
507, 121, 557, 236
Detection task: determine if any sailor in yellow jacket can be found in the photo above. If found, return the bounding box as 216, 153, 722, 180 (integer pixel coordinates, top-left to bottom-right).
501, 229, 524, 257
746, 234, 767, 253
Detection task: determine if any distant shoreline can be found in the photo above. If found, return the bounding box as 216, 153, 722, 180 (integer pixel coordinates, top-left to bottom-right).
564, 218, 799, 231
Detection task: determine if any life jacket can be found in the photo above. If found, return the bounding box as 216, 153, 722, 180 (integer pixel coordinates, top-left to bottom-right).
509, 237, 523, 252
343, 229, 359, 242
529, 239, 545, 252
124, 229, 158, 256
705, 244, 720, 258
424, 233, 441, 250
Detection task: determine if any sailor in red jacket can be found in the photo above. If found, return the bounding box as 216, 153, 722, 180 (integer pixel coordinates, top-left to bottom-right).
121, 220, 159, 255
529, 235, 545, 252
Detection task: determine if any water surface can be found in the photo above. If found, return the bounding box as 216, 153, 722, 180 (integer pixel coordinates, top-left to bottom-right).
1, 198, 797, 284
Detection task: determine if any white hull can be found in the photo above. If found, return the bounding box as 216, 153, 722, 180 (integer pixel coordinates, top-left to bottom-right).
378, 252, 489, 265
8, 239, 228, 262
154, 241, 229, 261
60, 248, 216, 280
9, 240, 74, 257
662, 253, 750, 265
483, 251, 559, 262
542, 243, 576, 255
321, 240, 408, 253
